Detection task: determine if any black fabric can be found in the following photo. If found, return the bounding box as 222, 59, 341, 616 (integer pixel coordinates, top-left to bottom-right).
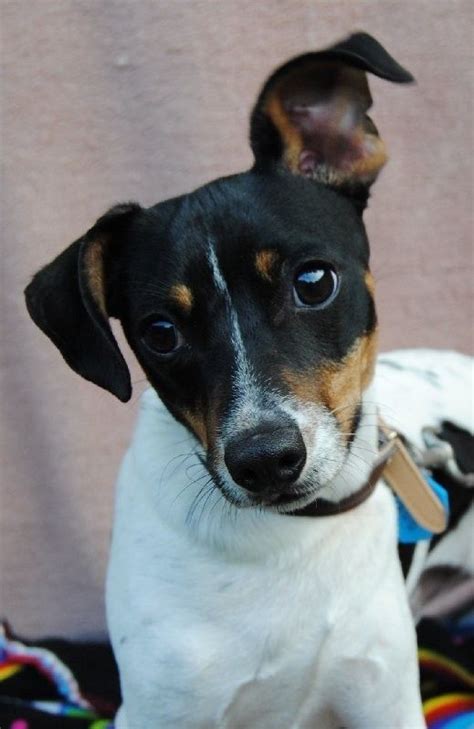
418, 617, 474, 701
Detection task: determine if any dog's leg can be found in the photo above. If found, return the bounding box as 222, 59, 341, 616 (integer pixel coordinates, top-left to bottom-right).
333, 663, 426, 729
322, 585, 426, 729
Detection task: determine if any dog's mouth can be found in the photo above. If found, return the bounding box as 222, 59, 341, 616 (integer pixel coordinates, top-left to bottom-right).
208, 466, 323, 512
204, 416, 349, 512
204, 447, 348, 512
272, 490, 306, 505
256, 487, 322, 512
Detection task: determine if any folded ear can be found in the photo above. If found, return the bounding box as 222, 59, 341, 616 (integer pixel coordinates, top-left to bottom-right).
24, 202, 142, 402
250, 32, 414, 193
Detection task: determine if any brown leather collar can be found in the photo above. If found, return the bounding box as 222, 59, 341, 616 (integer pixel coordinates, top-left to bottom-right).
288, 421, 447, 535
288, 430, 397, 518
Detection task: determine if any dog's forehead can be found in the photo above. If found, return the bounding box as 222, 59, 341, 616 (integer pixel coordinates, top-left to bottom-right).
134, 172, 368, 296
178, 173, 364, 247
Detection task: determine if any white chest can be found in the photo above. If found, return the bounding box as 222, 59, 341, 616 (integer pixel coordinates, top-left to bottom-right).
107, 443, 401, 727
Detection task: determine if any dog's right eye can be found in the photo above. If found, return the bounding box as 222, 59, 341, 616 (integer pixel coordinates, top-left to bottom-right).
293, 262, 339, 308
141, 319, 184, 355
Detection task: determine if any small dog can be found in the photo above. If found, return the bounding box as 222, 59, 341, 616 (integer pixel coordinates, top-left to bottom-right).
25, 32, 473, 729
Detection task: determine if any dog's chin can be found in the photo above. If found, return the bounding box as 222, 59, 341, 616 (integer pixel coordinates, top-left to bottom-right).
208, 460, 346, 513
215, 480, 322, 513
263, 489, 322, 514
207, 428, 351, 513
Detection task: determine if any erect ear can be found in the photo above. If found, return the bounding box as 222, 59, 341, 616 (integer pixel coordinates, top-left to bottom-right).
250, 32, 414, 193
24, 202, 142, 402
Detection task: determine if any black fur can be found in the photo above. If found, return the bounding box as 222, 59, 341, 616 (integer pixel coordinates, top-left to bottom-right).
24, 32, 409, 436
24, 203, 141, 402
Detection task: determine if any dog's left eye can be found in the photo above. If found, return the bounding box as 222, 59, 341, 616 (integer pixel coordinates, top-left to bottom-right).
141, 319, 184, 355
293, 263, 339, 308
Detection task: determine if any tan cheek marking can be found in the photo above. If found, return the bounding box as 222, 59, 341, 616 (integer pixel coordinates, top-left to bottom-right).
170, 284, 193, 314
359, 330, 379, 393
318, 331, 379, 429
183, 409, 208, 448
255, 249, 279, 282
282, 331, 379, 435
82, 238, 106, 316
182, 395, 221, 451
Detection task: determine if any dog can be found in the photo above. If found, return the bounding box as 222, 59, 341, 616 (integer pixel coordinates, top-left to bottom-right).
25, 32, 473, 729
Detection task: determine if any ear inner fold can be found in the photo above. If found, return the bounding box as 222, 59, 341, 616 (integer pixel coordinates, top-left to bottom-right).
263, 61, 388, 187
81, 237, 107, 317
251, 32, 414, 190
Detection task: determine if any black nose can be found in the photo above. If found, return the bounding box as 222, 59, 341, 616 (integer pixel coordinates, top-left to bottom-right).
224, 425, 306, 493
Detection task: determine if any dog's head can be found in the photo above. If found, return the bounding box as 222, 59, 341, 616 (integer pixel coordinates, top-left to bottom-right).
25, 33, 413, 511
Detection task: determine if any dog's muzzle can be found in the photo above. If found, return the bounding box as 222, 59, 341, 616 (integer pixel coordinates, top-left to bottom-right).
224, 422, 306, 496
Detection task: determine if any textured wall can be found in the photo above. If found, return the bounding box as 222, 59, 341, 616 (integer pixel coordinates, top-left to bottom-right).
1, 0, 472, 638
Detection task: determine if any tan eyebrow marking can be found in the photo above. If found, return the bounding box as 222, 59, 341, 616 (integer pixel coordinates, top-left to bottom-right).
169, 284, 194, 313
182, 408, 208, 448
255, 249, 279, 282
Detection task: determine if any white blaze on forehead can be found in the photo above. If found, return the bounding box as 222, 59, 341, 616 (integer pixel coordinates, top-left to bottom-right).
206, 242, 258, 405
206, 241, 228, 295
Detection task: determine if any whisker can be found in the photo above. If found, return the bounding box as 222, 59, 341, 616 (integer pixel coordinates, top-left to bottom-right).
196, 483, 219, 532
160, 450, 200, 485
170, 470, 212, 508
186, 479, 215, 527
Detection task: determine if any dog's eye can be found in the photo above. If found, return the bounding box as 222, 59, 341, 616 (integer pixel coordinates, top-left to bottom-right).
141, 319, 184, 355
293, 263, 339, 308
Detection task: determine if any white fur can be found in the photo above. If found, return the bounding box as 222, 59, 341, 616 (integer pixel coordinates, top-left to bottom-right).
107, 349, 472, 729
206, 240, 258, 403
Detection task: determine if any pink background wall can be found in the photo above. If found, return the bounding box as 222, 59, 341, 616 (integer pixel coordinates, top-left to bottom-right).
1, 0, 472, 638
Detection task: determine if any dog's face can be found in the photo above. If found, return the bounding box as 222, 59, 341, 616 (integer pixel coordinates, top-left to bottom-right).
25, 33, 413, 511
106, 177, 377, 510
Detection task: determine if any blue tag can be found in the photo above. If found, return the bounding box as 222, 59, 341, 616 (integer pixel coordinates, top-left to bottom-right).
397, 476, 449, 544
